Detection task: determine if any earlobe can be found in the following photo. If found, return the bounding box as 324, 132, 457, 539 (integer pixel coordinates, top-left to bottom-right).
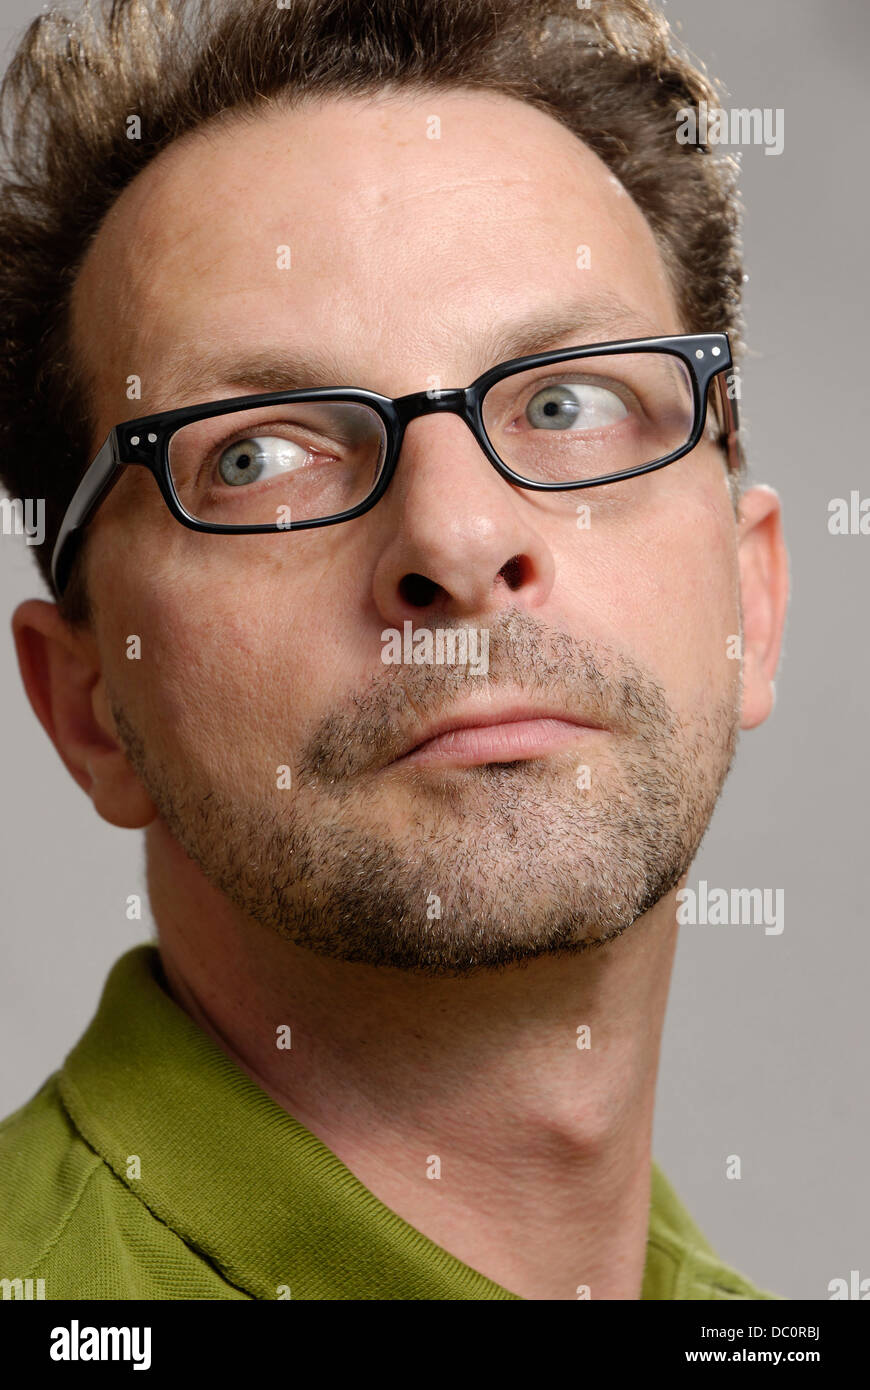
735, 485, 789, 730
11, 598, 158, 829
87, 745, 159, 830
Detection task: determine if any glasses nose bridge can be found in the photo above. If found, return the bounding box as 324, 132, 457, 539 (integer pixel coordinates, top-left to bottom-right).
389, 387, 482, 481
392, 386, 475, 438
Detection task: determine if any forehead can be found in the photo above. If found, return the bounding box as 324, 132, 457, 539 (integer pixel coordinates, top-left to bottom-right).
70, 88, 681, 427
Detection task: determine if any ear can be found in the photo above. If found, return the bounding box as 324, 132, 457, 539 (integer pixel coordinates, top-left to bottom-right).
736, 485, 789, 730
11, 599, 158, 829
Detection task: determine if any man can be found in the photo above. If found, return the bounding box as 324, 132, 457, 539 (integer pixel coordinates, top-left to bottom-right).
0, 0, 787, 1299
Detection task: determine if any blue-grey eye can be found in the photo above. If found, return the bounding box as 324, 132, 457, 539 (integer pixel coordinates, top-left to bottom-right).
217, 436, 308, 486
526, 383, 628, 431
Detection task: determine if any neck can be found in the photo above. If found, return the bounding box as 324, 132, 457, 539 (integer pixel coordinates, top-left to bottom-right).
148, 824, 679, 1300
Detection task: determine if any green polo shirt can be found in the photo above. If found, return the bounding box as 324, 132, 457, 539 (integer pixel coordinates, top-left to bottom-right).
0, 944, 781, 1300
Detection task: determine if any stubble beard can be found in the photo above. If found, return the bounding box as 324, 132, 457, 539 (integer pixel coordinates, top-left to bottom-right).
111, 609, 740, 977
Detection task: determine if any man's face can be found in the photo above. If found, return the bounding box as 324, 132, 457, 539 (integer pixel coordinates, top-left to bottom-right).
70, 89, 747, 975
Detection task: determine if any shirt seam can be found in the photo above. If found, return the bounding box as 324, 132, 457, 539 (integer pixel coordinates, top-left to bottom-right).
646, 1229, 756, 1300
54, 1076, 255, 1300
18, 1149, 104, 1284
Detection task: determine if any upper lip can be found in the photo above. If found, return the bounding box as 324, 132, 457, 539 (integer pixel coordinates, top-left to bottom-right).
391, 701, 606, 762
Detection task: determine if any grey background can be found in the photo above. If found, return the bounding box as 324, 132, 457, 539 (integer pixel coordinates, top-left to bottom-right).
1, 0, 867, 1301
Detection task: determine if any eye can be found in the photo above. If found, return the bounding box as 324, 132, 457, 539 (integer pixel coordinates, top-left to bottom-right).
217, 435, 310, 487
525, 382, 628, 432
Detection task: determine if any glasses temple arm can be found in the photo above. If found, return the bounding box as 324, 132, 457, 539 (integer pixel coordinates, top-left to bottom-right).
51, 432, 123, 598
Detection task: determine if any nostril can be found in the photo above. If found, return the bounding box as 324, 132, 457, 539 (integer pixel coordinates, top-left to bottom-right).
399, 572, 440, 607
498, 555, 526, 591
398, 556, 528, 607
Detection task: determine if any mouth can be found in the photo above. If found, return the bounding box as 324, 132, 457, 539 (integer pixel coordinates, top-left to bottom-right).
390, 704, 607, 769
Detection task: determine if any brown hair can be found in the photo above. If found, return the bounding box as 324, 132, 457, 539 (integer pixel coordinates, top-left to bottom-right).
0, 0, 745, 625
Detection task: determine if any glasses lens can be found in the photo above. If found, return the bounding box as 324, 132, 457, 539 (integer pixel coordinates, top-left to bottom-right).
481, 350, 695, 483
167, 400, 388, 526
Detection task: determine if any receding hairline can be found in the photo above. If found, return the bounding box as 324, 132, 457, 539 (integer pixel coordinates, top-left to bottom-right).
65, 83, 679, 436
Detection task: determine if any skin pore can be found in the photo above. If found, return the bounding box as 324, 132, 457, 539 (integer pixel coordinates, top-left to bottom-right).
12, 88, 788, 1299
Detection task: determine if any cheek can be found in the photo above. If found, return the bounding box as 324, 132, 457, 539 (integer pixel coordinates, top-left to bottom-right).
98, 560, 337, 792
649, 502, 741, 709
554, 480, 740, 716
94, 502, 384, 784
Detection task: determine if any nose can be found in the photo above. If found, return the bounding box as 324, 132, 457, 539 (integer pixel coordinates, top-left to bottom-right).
369, 402, 556, 625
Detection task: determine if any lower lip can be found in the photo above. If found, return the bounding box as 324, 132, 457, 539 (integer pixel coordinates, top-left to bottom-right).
396, 718, 602, 768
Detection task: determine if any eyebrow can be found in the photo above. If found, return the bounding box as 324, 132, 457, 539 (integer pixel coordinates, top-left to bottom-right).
149, 293, 665, 412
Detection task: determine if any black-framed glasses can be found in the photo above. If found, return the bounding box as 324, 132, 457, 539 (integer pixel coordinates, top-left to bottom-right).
50, 332, 739, 596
